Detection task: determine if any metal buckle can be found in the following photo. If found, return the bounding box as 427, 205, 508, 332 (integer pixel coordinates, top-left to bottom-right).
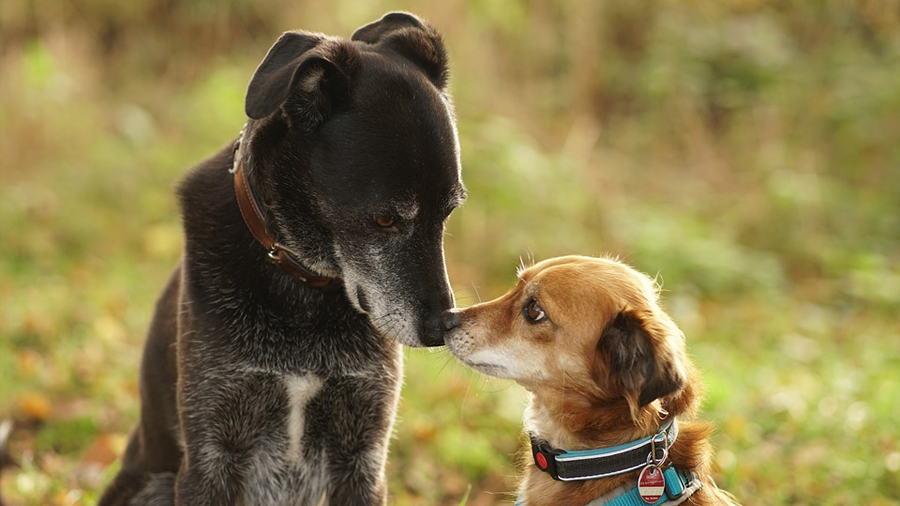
230, 123, 247, 174
267, 245, 281, 264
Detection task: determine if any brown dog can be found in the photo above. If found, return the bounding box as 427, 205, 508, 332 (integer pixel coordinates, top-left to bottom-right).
442, 256, 740, 506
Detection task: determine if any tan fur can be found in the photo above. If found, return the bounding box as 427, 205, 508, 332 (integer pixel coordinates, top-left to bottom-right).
445, 256, 740, 506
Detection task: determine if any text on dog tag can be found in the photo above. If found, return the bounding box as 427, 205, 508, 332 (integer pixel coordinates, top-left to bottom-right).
637, 465, 666, 503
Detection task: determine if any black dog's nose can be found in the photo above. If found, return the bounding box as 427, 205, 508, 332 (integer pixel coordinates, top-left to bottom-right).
441, 310, 460, 332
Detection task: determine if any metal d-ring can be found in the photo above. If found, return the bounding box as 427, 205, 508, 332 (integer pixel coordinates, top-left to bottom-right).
648, 432, 669, 467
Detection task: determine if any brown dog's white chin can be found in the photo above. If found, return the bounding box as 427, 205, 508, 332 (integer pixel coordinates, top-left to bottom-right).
465, 362, 511, 378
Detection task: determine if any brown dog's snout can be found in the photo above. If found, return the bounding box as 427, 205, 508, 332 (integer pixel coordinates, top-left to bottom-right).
441, 309, 461, 332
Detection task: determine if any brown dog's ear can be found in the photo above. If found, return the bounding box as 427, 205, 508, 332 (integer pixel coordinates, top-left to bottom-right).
245, 32, 358, 127
598, 309, 686, 421
351, 12, 449, 90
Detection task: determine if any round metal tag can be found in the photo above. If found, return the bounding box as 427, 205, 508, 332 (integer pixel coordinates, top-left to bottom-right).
637, 465, 666, 504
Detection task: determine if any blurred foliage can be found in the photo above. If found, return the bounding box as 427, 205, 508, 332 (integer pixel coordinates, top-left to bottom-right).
1, 0, 899, 505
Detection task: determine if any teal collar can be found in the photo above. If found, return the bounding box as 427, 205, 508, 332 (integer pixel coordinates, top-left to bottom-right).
530, 418, 678, 481
516, 466, 702, 506
519, 417, 703, 506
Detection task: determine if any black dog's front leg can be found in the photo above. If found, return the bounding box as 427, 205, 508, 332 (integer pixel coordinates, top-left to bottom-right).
175, 460, 241, 506
317, 376, 400, 506
174, 371, 285, 506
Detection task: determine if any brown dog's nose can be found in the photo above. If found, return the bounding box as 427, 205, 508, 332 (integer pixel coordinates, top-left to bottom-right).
441, 310, 460, 331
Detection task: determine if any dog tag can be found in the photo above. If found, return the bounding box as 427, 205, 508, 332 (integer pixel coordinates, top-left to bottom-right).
637, 465, 666, 504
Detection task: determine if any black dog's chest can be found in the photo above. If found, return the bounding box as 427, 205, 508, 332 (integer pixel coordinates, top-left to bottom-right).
235, 365, 400, 505
216, 303, 398, 376
239, 372, 330, 506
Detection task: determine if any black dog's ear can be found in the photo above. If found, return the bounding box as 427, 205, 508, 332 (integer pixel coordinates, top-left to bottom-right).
245, 32, 358, 127
598, 309, 686, 421
351, 12, 449, 90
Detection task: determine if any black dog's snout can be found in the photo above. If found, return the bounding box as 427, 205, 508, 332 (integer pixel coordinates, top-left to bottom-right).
441, 310, 460, 332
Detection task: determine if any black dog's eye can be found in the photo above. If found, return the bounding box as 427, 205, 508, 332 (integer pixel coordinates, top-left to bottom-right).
373, 214, 398, 231
524, 298, 546, 323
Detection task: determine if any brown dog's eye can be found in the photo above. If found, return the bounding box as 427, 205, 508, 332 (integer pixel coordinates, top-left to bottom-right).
373, 215, 397, 230
524, 299, 546, 323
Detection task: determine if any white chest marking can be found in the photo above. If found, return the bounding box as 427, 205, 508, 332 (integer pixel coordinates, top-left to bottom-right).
284, 373, 324, 462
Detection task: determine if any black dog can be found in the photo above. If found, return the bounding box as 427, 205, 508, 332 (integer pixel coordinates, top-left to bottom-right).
99, 12, 465, 506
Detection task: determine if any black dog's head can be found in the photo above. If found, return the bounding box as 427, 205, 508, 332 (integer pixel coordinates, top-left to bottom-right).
239, 12, 465, 347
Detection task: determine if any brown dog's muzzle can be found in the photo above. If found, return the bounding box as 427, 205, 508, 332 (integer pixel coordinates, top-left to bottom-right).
441, 309, 462, 332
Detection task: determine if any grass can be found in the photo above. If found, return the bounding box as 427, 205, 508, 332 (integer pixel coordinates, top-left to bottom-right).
1, 1, 899, 505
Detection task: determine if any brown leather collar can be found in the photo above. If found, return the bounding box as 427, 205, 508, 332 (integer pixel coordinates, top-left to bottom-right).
232, 158, 342, 291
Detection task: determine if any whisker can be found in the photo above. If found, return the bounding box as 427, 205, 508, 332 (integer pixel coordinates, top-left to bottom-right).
470, 282, 482, 303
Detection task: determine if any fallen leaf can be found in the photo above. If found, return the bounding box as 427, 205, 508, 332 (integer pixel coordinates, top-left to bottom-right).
17, 350, 42, 377
82, 433, 125, 466
412, 420, 436, 442
19, 393, 52, 421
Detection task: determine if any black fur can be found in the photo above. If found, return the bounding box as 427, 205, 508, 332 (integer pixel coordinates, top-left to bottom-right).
99, 12, 464, 506
351, 12, 450, 89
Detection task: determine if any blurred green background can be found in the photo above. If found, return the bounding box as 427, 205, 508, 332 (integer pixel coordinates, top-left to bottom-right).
1, 1, 898, 505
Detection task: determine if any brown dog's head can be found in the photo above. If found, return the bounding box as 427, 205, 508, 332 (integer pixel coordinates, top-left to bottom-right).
444, 255, 696, 426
